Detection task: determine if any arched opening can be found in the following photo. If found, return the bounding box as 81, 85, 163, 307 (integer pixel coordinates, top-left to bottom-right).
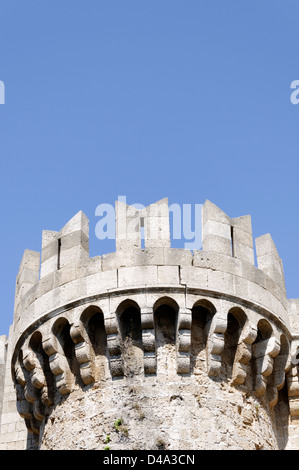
118, 300, 142, 348
29, 331, 55, 405
222, 307, 247, 379
52, 317, 80, 380
117, 300, 143, 377
254, 319, 273, 343
153, 297, 179, 374
269, 334, 290, 449
251, 318, 273, 393
80, 306, 109, 382
273, 334, 290, 391
15, 348, 41, 439
15, 349, 32, 411
81, 306, 108, 356
190, 300, 216, 374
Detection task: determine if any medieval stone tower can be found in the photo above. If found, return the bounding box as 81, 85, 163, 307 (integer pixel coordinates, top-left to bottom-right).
0, 198, 299, 450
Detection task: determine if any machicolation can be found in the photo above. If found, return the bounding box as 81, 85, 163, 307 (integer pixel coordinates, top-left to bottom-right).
1, 198, 299, 450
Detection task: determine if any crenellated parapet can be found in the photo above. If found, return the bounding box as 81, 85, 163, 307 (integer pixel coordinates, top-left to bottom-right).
8, 198, 299, 450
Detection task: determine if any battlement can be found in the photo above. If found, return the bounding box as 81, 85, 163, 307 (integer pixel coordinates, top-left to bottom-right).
4, 199, 299, 450
13, 199, 289, 335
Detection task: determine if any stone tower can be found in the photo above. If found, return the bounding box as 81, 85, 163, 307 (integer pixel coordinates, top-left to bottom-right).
1, 198, 299, 450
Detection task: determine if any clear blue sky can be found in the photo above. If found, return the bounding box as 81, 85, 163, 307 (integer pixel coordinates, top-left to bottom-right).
0, 1, 298, 336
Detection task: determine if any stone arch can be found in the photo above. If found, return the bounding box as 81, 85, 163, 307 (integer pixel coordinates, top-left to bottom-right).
28, 331, 55, 406
116, 299, 143, 377
14, 343, 45, 437
79, 305, 109, 383
80, 305, 108, 356
269, 334, 290, 400
117, 299, 142, 347
153, 296, 180, 313
251, 318, 276, 397
18, 348, 36, 400
190, 299, 216, 373
153, 296, 179, 375
153, 296, 179, 344
275, 334, 290, 389
52, 317, 80, 382
29, 331, 43, 352
273, 334, 291, 448
222, 307, 247, 379
14, 348, 35, 429
255, 318, 273, 342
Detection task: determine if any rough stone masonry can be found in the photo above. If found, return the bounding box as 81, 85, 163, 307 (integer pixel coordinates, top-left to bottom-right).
0, 198, 299, 450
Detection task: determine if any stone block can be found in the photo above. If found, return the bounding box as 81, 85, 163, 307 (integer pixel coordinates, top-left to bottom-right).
180, 266, 208, 289
163, 248, 192, 266
157, 265, 179, 285
233, 241, 255, 265
118, 266, 158, 288
255, 234, 285, 292
86, 270, 118, 296
207, 270, 235, 296
135, 247, 165, 266
202, 234, 232, 257
202, 220, 231, 240
15, 250, 40, 296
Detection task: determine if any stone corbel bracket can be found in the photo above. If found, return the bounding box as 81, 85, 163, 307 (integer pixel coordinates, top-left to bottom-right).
70, 322, 96, 385
206, 309, 228, 377
252, 336, 281, 398
42, 332, 74, 396
232, 323, 258, 385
